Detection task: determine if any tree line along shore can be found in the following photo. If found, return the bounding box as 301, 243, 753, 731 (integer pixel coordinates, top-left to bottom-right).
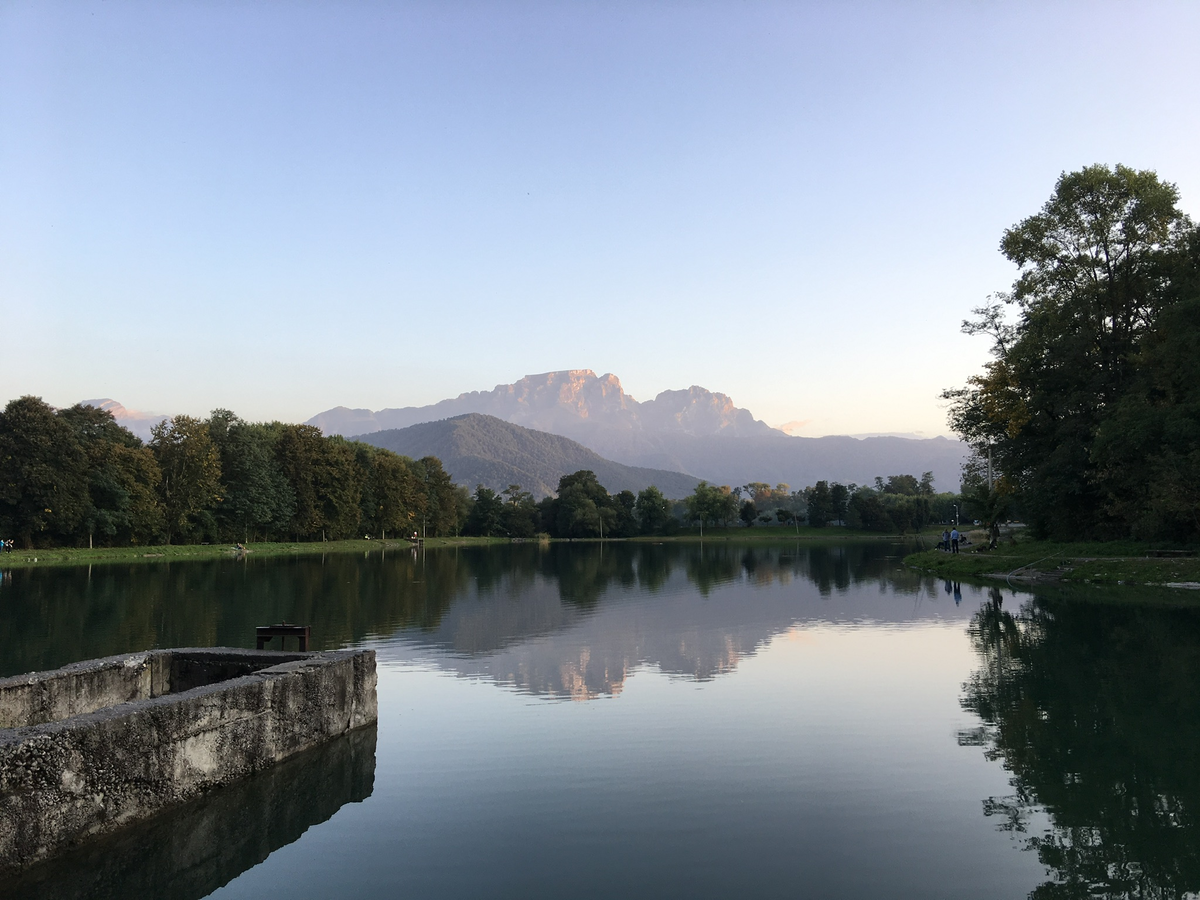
4, 166, 1195, 564
0, 395, 965, 553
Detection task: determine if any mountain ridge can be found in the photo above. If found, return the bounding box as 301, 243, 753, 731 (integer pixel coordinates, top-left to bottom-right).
310, 369, 776, 442
313, 370, 968, 490
358, 413, 702, 499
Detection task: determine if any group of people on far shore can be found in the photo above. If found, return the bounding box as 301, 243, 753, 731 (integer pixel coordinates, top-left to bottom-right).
0, 539, 13, 553
939, 528, 961, 554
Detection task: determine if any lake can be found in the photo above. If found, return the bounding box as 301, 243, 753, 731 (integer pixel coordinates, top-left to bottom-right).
2, 540, 1198, 899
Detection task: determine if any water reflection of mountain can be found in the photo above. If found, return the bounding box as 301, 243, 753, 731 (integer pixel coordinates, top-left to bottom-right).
962, 587, 1200, 898
0, 542, 972, 698
377, 542, 979, 700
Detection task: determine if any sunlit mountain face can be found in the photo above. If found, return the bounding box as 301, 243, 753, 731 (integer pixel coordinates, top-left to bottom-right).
307, 370, 967, 489
309, 370, 775, 441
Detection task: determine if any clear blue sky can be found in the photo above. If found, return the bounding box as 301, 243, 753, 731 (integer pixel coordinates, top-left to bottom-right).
3, 1, 1198, 436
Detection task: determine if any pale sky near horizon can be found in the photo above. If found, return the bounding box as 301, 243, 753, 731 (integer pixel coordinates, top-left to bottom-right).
3, 1, 1198, 437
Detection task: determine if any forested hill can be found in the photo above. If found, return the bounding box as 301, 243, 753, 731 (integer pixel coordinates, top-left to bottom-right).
357, 414, 702, 499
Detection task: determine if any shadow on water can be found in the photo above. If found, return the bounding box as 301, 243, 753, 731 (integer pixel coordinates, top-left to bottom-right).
0, 725, 376, 900
962, 585, 1200, 899
0, 540, 925, 678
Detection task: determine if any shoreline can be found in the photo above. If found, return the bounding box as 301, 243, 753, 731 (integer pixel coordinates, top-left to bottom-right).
0, 537, 506, 569
0, 529, 928, 570
904, 541, 1200, 588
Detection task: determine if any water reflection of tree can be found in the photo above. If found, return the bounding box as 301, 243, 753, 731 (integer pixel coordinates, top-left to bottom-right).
1, 539, 927, 678
963, 588, 1200, 899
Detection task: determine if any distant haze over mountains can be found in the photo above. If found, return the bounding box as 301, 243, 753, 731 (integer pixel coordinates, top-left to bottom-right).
361, 414, 701, 499
312, 370, 967, 492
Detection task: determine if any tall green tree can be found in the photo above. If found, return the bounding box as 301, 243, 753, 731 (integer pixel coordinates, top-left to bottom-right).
150, 415, 221, 543
415, 456, 460, 537
945, 164, 1194, 539
549, 470, 615, 538
208, 411, 294, 542
275, 424, 328, 539
359, 446, 416, 540
805, 481, 833, 527
500, 484, 538, 538
635, 485, 671, 534
830, 482, 850, 525
465, 486, 504, 536
317, 437, 363, 540
61, 403, 162, 546
1091, 228, 1200, 539
684, 481, 737, 532
0, 396, 89, 547
611, 489, 639, 537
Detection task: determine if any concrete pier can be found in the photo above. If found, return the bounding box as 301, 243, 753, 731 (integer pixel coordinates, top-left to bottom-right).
0, 647, 377, 872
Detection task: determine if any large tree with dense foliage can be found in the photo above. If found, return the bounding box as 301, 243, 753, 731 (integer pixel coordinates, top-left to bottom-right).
208, 411, 295, 543
944, 164, 1198, 540
60, 403, 162, 546
0, 397, 90, 547
634, 485, 671, 535
150, 415, 222, 543
464, 486, 504, 536
500, 484, 538, 537
544, 469, 614, 538
683, 481, 738, 532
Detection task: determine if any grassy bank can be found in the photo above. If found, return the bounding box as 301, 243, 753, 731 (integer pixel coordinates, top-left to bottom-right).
905, 537, 1200, 587
0, 536, 511, 569
0, 527, 930, 569
632, 526, 926, 542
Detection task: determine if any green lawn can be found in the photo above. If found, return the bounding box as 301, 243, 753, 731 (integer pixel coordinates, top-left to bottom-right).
0, 527, 934, 569
633, 526, 924, 542
0, 536, 511, 569
905, 537, 1200, 586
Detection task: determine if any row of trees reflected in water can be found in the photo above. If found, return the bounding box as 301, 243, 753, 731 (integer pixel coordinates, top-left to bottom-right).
965, 587, 1200, 899
0, 541, 920, 677
4, 543, 1200, 898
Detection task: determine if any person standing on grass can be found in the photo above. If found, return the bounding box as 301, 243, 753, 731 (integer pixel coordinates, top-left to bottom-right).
950, 527, 960, 554
941, 528, 950, 551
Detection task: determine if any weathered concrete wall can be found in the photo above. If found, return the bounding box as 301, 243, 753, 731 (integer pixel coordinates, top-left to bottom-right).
0, 724, 376, 900
0, 648, 315, 730
0, 652, 160, 730
0, 647, 377, 872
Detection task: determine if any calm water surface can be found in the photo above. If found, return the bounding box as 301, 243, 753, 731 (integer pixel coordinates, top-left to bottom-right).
2, 541, 1198, 899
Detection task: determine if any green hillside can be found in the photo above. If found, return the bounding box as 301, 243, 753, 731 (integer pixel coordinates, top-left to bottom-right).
357, 414, 701, 498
